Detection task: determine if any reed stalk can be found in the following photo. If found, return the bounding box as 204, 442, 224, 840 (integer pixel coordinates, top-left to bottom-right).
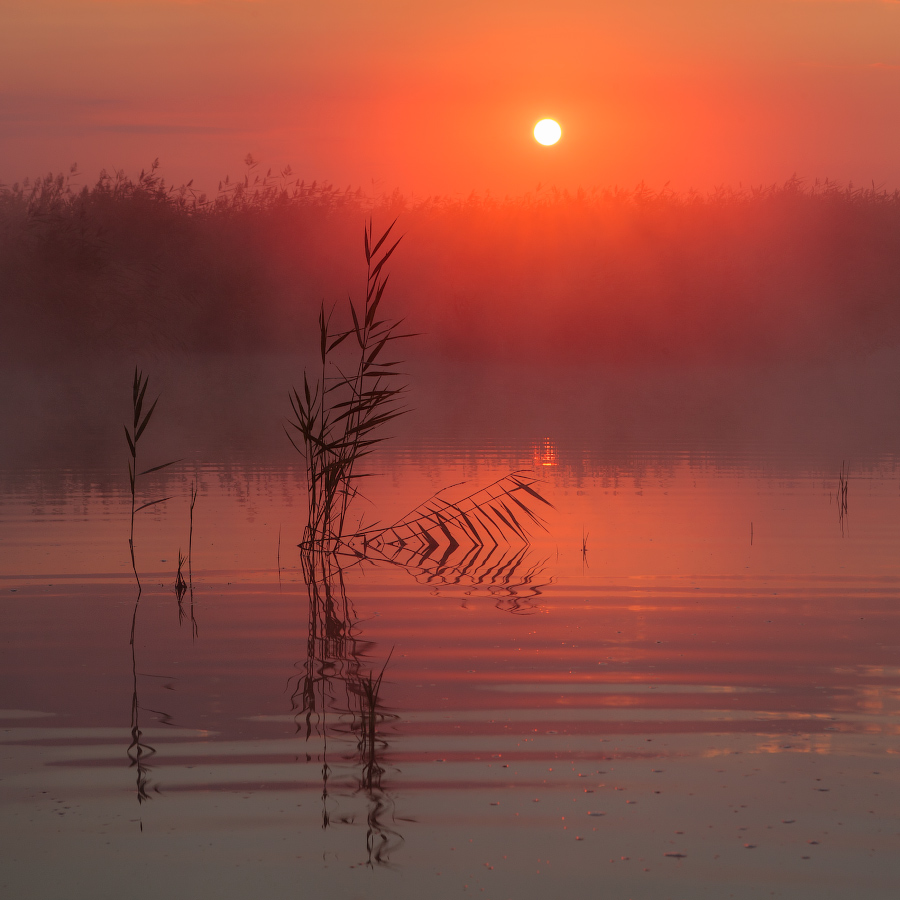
125, 367, 178, 599
286, 219, 412, 548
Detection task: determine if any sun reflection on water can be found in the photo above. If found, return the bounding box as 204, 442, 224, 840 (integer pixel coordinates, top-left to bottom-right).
533, 438, 558, 468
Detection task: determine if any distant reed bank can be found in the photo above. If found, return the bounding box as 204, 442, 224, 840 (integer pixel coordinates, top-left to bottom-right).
2, 161, 900, 365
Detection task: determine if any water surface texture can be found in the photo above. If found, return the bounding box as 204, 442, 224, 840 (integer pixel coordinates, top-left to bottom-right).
2, 437, 900, 899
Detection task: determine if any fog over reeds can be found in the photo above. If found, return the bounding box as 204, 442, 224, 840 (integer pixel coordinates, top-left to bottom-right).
4, 160, 900, 471
3, 160, 900, 365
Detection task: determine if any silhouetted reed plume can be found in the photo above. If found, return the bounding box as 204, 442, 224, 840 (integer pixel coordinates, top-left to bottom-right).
286, 219, 412, 548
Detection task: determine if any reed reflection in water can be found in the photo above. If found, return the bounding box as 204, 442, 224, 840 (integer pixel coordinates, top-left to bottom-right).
288, 545, 403, 864
287, 498, 552, 865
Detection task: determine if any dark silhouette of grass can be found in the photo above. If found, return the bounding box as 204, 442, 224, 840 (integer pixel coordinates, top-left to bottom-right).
125, 368, 179, 598
283, 219, 553, 553
286, 219, 412, 548
5, 163, 900, 365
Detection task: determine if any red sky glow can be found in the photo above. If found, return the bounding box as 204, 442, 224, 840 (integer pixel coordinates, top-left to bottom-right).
2, 0, 899, 194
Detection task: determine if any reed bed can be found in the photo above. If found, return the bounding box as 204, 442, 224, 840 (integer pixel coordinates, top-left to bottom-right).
4, 164, 900, 364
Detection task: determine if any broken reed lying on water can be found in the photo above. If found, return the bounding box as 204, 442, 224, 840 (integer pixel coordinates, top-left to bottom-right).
284, 220, 554, 554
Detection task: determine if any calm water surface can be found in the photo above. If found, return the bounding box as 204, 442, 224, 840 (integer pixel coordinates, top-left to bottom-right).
2, 442, 899, 899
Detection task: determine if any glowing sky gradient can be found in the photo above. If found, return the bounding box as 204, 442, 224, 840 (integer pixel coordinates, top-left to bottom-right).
2, 0, 899, 193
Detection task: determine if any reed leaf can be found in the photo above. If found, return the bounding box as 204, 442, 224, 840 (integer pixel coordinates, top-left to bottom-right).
139, 458, 182, 476
134, 396, 159, 443
134, 496, 173, 513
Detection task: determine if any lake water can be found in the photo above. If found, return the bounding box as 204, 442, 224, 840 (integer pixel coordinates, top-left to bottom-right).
2, 426, 900, 898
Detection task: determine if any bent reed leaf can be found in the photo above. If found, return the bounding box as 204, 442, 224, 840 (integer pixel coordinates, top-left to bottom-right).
139, 459, 182, 476
134, 496, 173, 513
134, 396, 159, 443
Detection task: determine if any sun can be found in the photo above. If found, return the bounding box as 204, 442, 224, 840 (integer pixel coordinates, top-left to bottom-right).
533, 118, 562, 146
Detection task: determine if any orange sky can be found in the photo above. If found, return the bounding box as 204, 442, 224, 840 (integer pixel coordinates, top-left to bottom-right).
2, 0, 899, 195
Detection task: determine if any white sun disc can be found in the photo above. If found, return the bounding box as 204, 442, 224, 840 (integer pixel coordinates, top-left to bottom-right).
534, 119, 562, 145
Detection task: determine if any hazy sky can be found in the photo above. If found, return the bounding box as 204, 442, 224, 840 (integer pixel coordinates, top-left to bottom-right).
2, 0, 899, 194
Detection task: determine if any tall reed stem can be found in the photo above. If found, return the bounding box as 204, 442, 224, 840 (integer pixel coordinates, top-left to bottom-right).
125, 367, 178, 603
286, 219, 412, 548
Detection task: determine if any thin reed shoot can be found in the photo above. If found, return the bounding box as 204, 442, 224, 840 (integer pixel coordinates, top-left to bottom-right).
125, 368, 179, 595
